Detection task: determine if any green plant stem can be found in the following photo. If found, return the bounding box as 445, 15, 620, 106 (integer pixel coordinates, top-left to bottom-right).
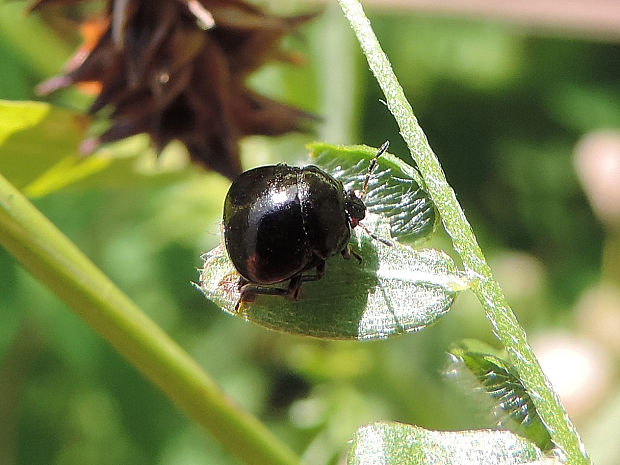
0, 173, 301, 465
337, 1, 590, 464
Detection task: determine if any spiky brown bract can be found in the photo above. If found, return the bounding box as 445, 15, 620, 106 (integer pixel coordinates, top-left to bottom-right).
33, 0, 316, 179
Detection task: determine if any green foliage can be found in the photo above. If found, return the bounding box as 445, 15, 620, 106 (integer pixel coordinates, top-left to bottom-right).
348, 422, 544, 465
0, 1, 616, 465
448, 341, 554, 451
0, 100, 87, 189
0, 100, 199, 198
338, 0, 589, 463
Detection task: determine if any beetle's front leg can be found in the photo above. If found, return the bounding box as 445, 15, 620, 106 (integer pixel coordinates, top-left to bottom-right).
341, 244, 362, 263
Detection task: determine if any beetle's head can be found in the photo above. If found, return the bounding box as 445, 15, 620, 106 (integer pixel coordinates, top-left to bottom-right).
343, 142, 393, 247
345, 140, 390, 228
344, 190, 366, 228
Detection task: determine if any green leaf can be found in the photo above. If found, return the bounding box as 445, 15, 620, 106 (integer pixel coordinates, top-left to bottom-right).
197, 215, 466, 340
448, 342, 554, 451
348, 421, 545, 465
0, 100, 88, 189
36, 137, 195, 195
0, 100, 195, 197
308, 142, 438, 244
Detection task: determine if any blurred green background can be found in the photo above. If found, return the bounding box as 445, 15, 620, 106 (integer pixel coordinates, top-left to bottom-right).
1, 1, 620, 464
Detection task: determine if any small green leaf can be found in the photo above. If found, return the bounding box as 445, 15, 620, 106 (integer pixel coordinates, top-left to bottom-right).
0, 100, 195, 197
197, 215, 466, 340
37, 137, 195, 195
308, 142, 438, 244
348, 421, 546, 465
0, 100, 87, 188
448, 342, 554, 451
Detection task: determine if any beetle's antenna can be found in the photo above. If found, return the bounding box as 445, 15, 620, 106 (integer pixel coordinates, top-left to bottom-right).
359, 223, 392, 247
361, 141, 389, 200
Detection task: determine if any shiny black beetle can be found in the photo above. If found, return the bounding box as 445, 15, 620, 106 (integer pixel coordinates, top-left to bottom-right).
223, 142, 389, 308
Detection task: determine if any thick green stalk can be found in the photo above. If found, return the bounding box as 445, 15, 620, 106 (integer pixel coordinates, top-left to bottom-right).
337, 1, 590, 464
0, 172, 301, 465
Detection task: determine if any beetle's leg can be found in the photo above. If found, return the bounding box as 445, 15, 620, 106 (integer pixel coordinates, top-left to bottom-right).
341, 244, 362, 263
236, 282, 292, 310
300, 260, 325, 282
236, 281, 255, 311
234, 277, 251, 311
234, 262, 327, 309
287, 275, 304, 300
288, 261, 327, 300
